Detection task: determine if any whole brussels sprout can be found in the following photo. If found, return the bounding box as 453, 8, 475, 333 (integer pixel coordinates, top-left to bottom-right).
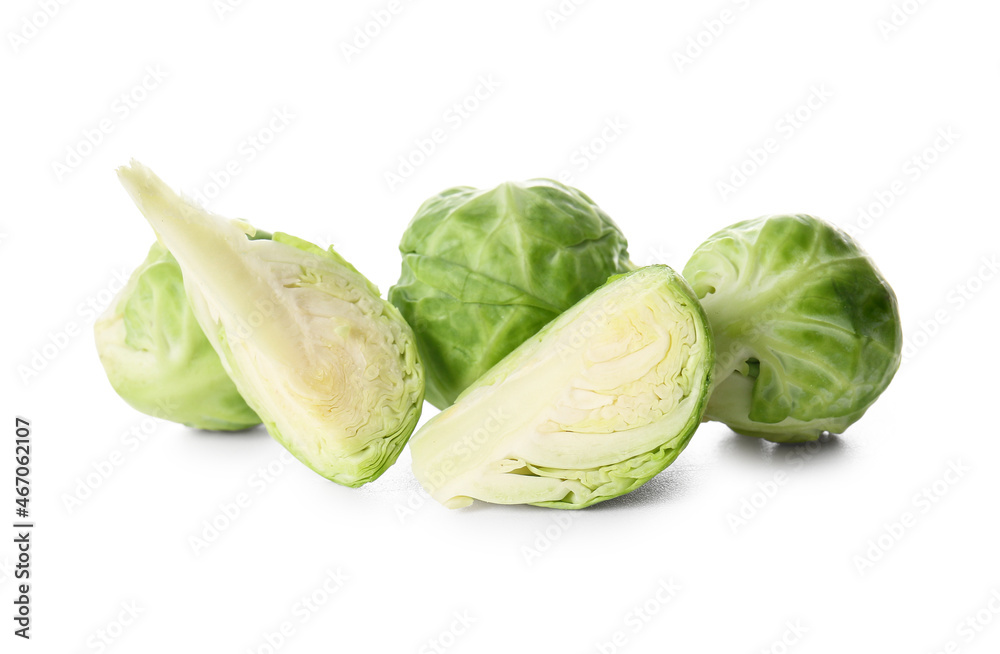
116, 161, 424, 487
409, 266, 714, 509
683, 214, 902, 443
389, 180, 632, 409
95, 241, 261, 431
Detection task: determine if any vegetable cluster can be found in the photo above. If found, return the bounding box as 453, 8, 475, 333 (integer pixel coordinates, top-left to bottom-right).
97, 162, 901, 508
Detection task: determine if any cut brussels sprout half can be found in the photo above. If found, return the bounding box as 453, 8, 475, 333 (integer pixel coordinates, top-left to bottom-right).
409, 265, 713, 509
116, 161, 424, 486
683, 214, 902, 443
389, 180, 633, 410
94, 241, 261, 431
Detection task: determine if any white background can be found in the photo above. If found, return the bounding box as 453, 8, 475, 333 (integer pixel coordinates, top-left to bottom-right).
3, 0, 999, 652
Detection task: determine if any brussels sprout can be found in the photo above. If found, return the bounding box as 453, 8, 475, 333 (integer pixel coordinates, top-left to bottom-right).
94, 242, 261, 431
388, 180, 632, 410
116, 161, 424, 487
683, 214, 901, 443
409, 265, 713, 509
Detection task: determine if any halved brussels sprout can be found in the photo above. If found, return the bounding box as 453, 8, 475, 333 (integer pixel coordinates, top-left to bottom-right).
94, 241, 261, 431
409, 265, 713, 509
683, 214, 901, 443
388, 180, 632, 410
117, 161, 424, 486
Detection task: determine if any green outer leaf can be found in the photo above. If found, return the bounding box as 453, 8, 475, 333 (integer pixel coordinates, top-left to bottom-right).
409, 265, 714, 510
389, 179, 632, 409
95, 242, 261, 431
683, 214, 902, 442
